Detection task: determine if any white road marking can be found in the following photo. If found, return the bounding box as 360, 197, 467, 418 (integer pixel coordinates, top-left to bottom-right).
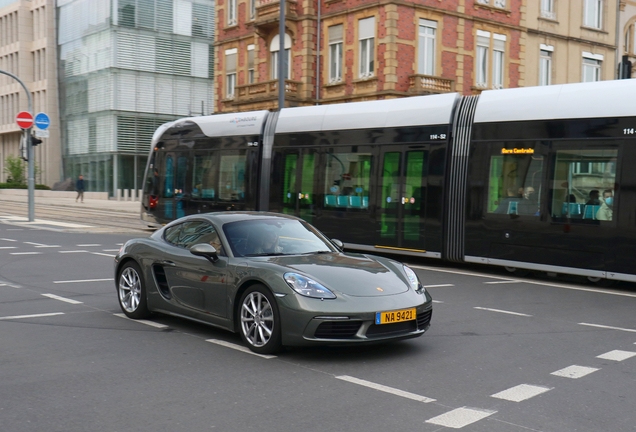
0, 312, 64, 320
10, 252, 41, 255
551, 365, 599, 379
206, 339, 277, 359
474, 307, 532, 317
24, 242, 47, 246
484, 280, 522, 284
77, 244, 101, 247
91, 252, 115, 257
0, 246, 17, 249
34, 245, 61, 248
432, 300, 444, 303
423, 283, 455, 288
596, 350, 636, 361
491, 384, 552, 402
114, 313, 168, 329
409, 264, 636, 298
579, 322, 636, 333
0, 238, 17, 242
58, 250, 88, 254
41, 293, 83, 304
102, 249, 120, 252
54, 278, 113, 284
425, 407, 496, 429
6, 228, 23, 230
335, 375, 435, 403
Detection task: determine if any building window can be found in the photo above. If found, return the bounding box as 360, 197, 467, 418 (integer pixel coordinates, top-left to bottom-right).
227, 0, 237, 26
226, 48, 237, 98
582, 52, 602, 82
418, 19, 436, 76
476, 0, 506, 7
270, 34, 291, 80
328, 25, 343, 83
476, 31, 490, 87
359, 17, 375, 78
247, 45, 255, 84
250, 0, 256, 20
540, 0, 556, 19
492, 34, 505, 89
584, 0, 602, 29
539, 44, 553, 86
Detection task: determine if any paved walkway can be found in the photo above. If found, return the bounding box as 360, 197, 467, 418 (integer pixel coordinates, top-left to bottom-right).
0, 194, 140, 214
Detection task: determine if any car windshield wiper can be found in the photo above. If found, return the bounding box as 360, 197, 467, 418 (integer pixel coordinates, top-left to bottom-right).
244, 252, 288, 257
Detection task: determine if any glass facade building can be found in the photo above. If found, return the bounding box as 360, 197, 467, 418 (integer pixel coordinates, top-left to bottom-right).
57, 0, 215, 196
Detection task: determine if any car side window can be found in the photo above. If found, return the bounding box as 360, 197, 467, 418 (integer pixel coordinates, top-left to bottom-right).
164, 224, 183, 245
175, 221, 224, 255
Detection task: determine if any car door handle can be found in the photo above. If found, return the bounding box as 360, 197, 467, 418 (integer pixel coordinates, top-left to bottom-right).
160, 260, 176, 267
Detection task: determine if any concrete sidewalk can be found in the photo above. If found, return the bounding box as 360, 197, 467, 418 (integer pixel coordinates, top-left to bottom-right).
0, 190, 140, 214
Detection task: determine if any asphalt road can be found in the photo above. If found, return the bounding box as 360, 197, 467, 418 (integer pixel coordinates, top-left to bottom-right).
1, 220, 636, 431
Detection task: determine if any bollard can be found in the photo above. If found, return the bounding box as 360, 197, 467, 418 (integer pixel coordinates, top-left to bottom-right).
116, 189, 122, 201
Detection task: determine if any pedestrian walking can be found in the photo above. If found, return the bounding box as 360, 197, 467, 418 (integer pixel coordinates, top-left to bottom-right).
76, 174, 85, 203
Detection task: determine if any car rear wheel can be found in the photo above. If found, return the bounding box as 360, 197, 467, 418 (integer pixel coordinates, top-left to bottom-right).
117, 262, 149, 319
238, 285, 282, 354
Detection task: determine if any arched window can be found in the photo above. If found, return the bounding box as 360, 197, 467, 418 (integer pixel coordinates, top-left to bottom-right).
270, 33, 291, 80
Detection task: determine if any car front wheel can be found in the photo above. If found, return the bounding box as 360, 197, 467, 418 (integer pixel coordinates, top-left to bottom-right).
117, 261, 149, 319
238, 285, 282, 354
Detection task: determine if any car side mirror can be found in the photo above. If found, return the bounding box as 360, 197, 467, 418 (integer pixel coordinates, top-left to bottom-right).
331, 239, 344, 251
190, 243, 219, 263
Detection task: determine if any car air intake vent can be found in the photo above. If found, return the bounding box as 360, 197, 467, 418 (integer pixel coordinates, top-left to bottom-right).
417, 310, 432, 330
152, 264, 171, 299
366, 320, 417, 337
315, 321, 362, 339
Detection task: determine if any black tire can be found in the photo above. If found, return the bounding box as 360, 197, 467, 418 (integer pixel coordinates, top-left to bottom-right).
586, 276, 617, 288
504, 266, 531, 277
238, 284, 282, 354
117, 261, 150, 319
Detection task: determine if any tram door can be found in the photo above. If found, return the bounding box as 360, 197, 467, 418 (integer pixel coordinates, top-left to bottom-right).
156, 149, 189, 221
378, 148, 429, 250
279, 150, 318, 223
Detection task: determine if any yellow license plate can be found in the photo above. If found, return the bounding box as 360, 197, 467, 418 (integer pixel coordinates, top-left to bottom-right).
375, 308, 416, 325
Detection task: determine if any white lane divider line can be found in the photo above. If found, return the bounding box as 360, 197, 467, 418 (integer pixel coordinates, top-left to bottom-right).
91, 252, 116, 257
491, 384, 552, 402
42, 293, 83, 305
432, 300, 444, 303
0, 238, 17, 242
58, 250, 89, 254
579, 322, 636, 333
423, 284, 455, 288
484, 280, 522, 284
54, 278, 113, 284
34, 245, 61, 248
335, 375, 435, 403
102, 249, 120, 252
0, 312, 65, 320
596, 350, 636, 362
0, 246, 17, 249
114, 313, 169, 329
10, 252, 42, 255
206, 339, 277, 359
24, 242, 47, 246
77, 244, 101, 247
551, 365, 600, 379
425, 407, 496, 429
474, 307, 532, 317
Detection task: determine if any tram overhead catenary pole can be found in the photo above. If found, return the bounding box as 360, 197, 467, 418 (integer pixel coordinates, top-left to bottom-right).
278, 0, 285, 110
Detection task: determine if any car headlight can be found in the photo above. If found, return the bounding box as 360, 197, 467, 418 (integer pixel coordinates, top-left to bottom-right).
404, 265, 425, 292
284, 273, 336, 299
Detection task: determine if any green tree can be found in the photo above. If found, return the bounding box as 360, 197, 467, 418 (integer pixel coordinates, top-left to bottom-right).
4, 155, 26, 185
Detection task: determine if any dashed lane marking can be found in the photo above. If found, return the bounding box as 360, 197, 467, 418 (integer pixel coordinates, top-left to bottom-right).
423, 284, 455, 288
551, 365, 600, 379
0, 312, 64, 320
425, 407, 496, 429
0, 246, 17, 249
432, 300, 444, 303
206, 339, 277, 359
91, 252, 116, 257
474, 307, 532, 317
0, 238, 17, 242
42, 294, 83, 305
491, 384, 552, 402
114, 313, 169, 329
58, 250, 88, 254
77, 244, 101, 247
54, 278, 113, 284
484, 280, 522, 284
335, 375, 435, 403
596, 350, 636, 362
579, 322, 636, 333
10, 252, 41, 255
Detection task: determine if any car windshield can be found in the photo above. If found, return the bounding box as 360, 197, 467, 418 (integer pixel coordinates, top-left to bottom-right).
223, 218, 335, 257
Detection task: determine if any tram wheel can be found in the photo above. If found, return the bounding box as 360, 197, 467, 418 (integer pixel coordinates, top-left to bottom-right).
586, 276, 616, 287
503, 266, 531, 277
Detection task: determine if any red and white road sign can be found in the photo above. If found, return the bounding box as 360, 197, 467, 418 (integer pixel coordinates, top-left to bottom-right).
15, 111, 34, 129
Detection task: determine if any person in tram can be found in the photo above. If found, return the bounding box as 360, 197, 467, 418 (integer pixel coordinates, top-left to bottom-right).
596, 189, 613, 221
586, 189, 601, 206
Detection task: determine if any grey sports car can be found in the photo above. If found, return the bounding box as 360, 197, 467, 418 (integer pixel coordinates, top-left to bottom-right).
114, 212, 433, 354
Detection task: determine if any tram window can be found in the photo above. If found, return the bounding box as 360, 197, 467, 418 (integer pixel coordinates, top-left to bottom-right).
487, 146, 543, 216
324, 151, 372, 210
219, 153, 246, 203
550, 149, 617, 222
192, 152, 218, 199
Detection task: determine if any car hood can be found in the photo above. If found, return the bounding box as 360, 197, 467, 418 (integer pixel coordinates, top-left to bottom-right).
264, 253, 410, 297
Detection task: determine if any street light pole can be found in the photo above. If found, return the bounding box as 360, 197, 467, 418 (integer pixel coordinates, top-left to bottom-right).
0, 69, 34, 222
278, 0, 285, 110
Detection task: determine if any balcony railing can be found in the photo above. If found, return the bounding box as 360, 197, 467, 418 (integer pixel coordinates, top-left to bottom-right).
408, 74, 455, 95
234, 79, 302, 104
254, 0, 297, 27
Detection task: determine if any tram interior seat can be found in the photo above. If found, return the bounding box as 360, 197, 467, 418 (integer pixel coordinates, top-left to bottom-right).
201, 189, 215, 199
561, 202, 582, 218
336, 195, 349, 207
325, 195, 337, 206
326, 194, 369, 209
583, 204, 600, 220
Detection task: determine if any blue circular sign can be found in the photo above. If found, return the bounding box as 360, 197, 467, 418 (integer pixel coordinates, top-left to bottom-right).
34, 112, 50, 130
